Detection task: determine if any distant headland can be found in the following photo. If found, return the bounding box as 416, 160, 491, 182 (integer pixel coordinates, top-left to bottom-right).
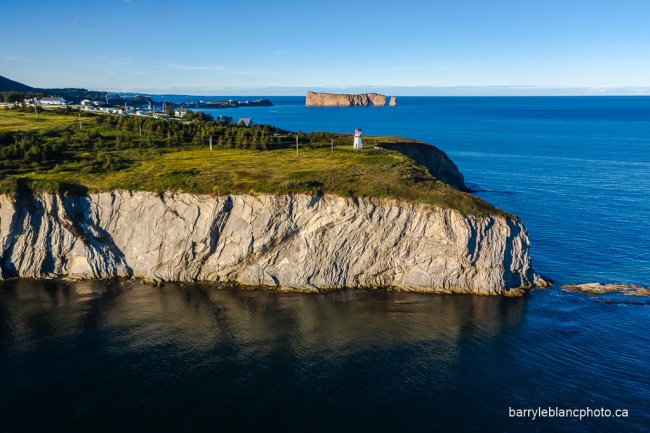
0, 74, 272, 111
306, 91, 397, 107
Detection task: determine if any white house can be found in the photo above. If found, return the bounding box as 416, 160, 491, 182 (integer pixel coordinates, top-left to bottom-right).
98, 106, 124, 114
39, 97, 67, 106
353, 128, 363, 149
175, 107, 189, 117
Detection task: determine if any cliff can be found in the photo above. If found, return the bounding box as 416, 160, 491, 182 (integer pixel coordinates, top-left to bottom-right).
377, 141, 466, 190
0, 191, 543, 295
306, 91, 395, 107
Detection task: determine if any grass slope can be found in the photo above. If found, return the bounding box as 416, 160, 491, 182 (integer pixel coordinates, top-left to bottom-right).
0, 108, 509, 217
0, 110, 80, 131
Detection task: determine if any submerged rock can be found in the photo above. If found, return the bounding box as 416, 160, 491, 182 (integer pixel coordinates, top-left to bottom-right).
0, 191, 546, 295
562, 283, 650, 296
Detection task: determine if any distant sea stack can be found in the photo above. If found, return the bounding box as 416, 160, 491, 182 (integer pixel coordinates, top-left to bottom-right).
306, 91, 396, 107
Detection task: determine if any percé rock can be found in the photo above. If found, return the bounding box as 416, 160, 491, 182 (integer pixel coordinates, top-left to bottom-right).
0, 191, 543, 295
306, 91, 394, 107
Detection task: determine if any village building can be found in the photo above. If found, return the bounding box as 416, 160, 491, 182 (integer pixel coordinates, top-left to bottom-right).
175, 107, 189, 117
39, 97, 67, 106
98, 106, 125, 115
238, 117, 253, 127
217, 115, 233, 125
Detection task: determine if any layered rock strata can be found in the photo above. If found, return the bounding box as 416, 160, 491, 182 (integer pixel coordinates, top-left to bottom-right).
306, 91, 395, 107
0, 191, 544, 295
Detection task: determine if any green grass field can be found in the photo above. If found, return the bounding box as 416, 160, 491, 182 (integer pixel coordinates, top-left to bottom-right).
0, 108, 509, 217
0, 108, 82, 131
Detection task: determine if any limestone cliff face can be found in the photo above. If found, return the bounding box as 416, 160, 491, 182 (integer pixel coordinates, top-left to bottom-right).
0, 191, 543, 295
306, 91, 394, 107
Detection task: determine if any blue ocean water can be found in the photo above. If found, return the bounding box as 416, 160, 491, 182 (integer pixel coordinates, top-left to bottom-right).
1, 97, 649, 433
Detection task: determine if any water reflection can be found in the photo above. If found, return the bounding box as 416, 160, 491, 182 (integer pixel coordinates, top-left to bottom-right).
2, 280, 648, 433
0, 279, 527, 359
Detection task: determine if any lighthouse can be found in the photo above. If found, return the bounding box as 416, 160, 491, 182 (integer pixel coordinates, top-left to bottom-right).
353, 128, 363, 149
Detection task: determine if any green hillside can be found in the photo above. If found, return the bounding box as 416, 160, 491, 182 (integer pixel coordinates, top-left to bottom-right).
0, 75, 35, 93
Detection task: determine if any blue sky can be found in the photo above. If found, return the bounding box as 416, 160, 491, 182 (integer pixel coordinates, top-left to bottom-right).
2, 0, 650, 95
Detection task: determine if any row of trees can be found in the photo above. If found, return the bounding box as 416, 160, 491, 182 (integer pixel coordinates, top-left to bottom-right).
1, 91, 44, 103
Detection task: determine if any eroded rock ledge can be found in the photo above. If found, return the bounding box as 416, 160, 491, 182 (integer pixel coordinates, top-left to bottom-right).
562, 283, 650, 296
0, 191, 545, 295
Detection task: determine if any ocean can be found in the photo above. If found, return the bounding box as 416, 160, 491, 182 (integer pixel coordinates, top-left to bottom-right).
1, 97, 649, 432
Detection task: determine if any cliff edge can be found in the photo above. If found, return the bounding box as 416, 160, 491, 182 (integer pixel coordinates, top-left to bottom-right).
0, 191, 544, 295
377, 140, 466, 190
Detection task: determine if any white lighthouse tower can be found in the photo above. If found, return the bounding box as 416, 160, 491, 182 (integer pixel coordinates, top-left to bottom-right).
353, 128, 363, 149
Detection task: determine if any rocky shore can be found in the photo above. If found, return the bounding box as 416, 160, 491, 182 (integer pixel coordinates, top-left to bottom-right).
562, 283, 650, 296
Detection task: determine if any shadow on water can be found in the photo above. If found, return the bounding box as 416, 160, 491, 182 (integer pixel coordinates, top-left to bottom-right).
1, 280, 648, 433
0, 279, 530, 433
0, 279, 528, 355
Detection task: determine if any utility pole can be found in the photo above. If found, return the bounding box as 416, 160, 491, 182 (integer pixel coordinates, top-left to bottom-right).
138, 121, 142, 137
78, 111, 82, 129
34, 103, 38, 118
295, 134, 299, 156
331, 138, 334, 152
209, 135, 213, 151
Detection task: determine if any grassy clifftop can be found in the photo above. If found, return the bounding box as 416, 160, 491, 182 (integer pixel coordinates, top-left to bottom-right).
0, 108, 509, 217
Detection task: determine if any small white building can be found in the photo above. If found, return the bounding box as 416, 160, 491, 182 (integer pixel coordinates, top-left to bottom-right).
353, 128, 363, 149
175, 107, 189, 117
39, 97, 67, 106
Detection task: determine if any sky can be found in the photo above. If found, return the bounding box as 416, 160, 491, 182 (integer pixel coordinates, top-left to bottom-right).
2, 0, 650, 95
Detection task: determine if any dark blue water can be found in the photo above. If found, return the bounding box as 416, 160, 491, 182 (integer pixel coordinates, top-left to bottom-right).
1, 97, 649, 432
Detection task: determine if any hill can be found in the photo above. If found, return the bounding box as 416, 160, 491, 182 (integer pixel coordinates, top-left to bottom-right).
0, 75, 36, 93
0, 74, 155, 105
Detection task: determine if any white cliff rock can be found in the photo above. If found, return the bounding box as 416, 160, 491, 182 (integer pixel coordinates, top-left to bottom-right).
0, 191, 544, 294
